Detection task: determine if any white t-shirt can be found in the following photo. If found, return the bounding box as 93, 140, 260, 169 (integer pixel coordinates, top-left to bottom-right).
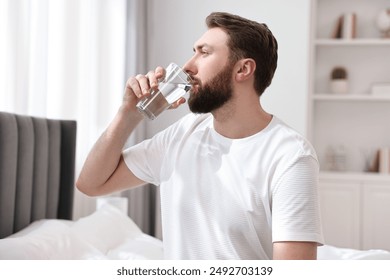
123, 113, 324, 259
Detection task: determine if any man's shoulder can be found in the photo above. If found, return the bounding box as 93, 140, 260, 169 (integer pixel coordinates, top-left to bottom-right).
267, 116, 317, 158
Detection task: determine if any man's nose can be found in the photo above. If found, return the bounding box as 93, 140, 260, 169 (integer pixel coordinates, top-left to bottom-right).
182, 56, 197, 75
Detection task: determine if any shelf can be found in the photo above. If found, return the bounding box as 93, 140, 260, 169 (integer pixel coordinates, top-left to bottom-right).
320, 171, 390, 183
312, 94, 390, 102
315, 39, 390, 46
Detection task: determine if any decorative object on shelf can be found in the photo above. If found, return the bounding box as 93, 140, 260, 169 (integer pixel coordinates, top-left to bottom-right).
330, 66, 348, 94
379, 147, 390, 174
331, 13, 357, 39
325, 145, 347, 172
375, 9, 390, 38
325, 146, 337, 171
372, 148, 390, 174
361, 148, 377, 172
370, 83, 390, 96
369, 148, 390, 173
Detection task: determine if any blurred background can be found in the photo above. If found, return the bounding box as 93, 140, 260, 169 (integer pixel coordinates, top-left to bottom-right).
0, 0, 311, 229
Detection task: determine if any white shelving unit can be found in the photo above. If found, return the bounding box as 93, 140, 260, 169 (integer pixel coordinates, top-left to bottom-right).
309, 0, 390, 174
310, 0, 390, 250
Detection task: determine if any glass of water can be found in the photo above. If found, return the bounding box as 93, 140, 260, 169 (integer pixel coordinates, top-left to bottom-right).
136, 63, 193, 120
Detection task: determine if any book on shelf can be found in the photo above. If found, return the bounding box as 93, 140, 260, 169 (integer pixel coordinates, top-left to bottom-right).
371, 148, 390, 174
379, 148, 390, 174
331, 13, 357, 39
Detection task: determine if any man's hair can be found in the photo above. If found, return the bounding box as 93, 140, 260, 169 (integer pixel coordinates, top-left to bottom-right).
206, 12, 278, 96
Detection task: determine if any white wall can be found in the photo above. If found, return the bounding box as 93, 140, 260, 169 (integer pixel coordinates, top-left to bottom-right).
145, 0, 312, 137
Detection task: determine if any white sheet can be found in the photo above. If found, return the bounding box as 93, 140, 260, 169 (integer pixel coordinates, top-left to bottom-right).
1, 204, 390, 260
0, 204, 163, 260
318, 244, 390, 260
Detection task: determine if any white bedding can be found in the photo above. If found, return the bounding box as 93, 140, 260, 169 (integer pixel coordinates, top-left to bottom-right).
1, 204, 390, 260
318, 244, 390, 260
0, 204, 164, 260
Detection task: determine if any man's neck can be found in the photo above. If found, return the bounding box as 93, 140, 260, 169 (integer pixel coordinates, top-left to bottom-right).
212, 95, 272, 139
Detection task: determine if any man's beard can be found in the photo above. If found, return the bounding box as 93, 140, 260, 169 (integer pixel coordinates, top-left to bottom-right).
188, 62, 234, 114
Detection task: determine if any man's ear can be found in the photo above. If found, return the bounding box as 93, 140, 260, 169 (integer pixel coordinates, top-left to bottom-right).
235, 59, 256, 82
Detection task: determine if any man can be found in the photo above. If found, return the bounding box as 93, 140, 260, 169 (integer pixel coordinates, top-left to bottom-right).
77, 12, 323, 260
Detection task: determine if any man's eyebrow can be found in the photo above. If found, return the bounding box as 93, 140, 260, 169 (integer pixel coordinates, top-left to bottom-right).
193, 43, 211, 52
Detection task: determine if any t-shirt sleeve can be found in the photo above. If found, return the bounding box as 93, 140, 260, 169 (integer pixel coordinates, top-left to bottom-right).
271, 155, 324, 245
122, 134, 165, 186
121, 113, 196, 186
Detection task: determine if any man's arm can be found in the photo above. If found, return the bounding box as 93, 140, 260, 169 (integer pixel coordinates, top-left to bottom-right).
273, 241, 317, 260
76, 108, 145, 196
76, 68, 164, 196
76, 66, 185, 197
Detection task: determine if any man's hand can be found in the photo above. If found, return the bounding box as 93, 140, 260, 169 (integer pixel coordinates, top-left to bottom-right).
122, 66, 165, 112
122, 66, 186, 113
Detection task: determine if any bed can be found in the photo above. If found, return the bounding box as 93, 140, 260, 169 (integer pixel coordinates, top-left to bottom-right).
0, 203, 164, 260
0, 111, 76, 238
1, 111, 390, 260
0, 111, 163, 260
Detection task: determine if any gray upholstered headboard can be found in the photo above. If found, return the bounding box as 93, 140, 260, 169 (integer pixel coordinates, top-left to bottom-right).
0, 112, 77, 239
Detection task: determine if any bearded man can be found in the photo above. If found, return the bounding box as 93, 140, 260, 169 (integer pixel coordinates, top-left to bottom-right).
77, 12, 324, 260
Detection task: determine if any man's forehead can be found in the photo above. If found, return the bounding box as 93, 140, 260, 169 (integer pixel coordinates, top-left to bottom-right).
193, 27, 228, 49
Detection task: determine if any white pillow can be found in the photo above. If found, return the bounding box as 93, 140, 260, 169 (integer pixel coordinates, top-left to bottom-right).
0, 220, 106, 260
70, 204, 143, 254
8, 219, 73, 238
107, 233, 164, 260
0, 204, 160, 260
